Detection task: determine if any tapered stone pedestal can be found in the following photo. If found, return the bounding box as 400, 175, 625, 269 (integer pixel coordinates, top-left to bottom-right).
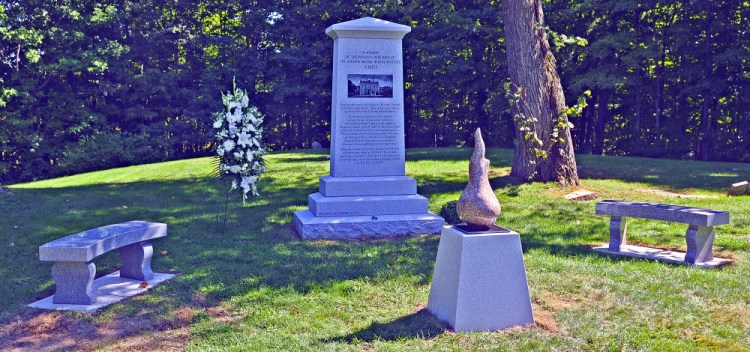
428, 226, 534, 332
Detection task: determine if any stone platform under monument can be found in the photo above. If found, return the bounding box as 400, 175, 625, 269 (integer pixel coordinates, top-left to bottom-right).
294, 17, 444, 239
294, 175, 444, 239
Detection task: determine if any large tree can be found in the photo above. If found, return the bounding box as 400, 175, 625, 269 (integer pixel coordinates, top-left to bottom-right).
501, 0, 579, 186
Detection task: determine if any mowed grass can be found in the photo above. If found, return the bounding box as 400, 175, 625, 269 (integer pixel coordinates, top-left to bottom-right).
1, 148, 749, 351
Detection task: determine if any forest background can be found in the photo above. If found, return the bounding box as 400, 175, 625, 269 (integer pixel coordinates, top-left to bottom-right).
1, 0, 748, 183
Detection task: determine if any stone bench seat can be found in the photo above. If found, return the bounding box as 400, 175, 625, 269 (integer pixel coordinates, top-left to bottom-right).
39, 221, 167, 305
595, 200, 730, 265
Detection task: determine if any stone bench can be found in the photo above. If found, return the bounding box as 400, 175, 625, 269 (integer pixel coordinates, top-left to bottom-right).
595, 200, 730, 265
39, 221, 167, 305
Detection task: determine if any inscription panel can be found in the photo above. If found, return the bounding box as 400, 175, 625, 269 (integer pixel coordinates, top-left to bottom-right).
331, 37, 405, 177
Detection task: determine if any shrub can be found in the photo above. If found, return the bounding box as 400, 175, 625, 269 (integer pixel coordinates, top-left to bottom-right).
440, 200, 462, 224
57, 132, 166, 175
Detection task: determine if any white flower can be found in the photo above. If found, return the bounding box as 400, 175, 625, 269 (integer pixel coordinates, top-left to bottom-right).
228, 124, 239, 136
241, 175, 258, 195
215, 82, 265, 200
223, 140, 235, 152
226, 110, 242, 124
236, 132, 251, 147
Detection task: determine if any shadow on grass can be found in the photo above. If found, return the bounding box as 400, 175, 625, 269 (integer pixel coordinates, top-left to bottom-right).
326, 308, 446, 343
0, 173, 442, 349
4, 148, 750, 350
406, 147, 514, 165
417, 175, 526, 199
577, 153, 750, 191
271, 155, 330, 163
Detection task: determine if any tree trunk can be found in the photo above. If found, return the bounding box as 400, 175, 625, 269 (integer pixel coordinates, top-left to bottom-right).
593, 90, 610, 155
698, 8, 714, 161
583, 98, 596, 153
655, 43, 666, 131
502, 0, 579, 186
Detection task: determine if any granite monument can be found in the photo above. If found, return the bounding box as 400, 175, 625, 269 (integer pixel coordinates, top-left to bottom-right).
293, 17, 444, 239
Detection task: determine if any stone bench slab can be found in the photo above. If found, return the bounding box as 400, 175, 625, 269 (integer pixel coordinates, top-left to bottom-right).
34, 221, 170, 306
595, 200, 731, 266
39, 221, 167, 262
595, 200, 729, 227
28, 271, 175, 312
593, 245, 730, 269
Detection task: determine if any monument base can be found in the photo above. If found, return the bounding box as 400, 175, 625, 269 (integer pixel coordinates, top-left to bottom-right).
427, 226, 534, 332
294, 210, 444, 240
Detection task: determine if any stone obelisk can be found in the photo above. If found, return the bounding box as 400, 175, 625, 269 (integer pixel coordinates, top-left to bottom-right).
293, 17, 444, 240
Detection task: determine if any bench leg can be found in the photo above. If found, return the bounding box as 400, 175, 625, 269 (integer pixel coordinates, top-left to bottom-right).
51, 262, 96, 305
608, 216, 628, 251
685, 225, 714, 264
119, 241, 154, 281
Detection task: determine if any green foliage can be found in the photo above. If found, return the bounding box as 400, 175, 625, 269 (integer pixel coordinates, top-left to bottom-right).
1, 0, 749, 184
439, 200, 461, 224
503, 82, 591, 164
503, 184, 521, 197
538, 24, 588, 50
58, 133, 167, 175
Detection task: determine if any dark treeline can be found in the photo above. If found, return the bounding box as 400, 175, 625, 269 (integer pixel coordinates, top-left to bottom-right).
1, 1, 748, 183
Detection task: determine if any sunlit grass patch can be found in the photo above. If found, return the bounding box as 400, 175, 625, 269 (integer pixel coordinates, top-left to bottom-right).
1, 148, 749, 350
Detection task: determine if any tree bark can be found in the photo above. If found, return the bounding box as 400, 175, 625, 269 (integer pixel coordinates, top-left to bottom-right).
655, 43, 666, 131
698, 8, 714, 161
593, 90, 610, 155
502, 0, 579, 186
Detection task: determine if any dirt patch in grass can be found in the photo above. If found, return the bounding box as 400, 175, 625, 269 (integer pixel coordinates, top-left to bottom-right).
0, 302, 243, 351
642, 189, 717, 199
531, 303, 560, 332
528, 290, 582, 334
709, 304, 750, 327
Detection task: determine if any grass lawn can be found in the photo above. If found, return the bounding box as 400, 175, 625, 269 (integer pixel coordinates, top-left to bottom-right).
1, 148, 749, 351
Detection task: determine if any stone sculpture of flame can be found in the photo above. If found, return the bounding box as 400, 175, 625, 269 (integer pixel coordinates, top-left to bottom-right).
456, 128, 501, 230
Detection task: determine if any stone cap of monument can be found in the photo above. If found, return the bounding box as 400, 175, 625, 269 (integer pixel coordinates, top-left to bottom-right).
326, 17, 411, 40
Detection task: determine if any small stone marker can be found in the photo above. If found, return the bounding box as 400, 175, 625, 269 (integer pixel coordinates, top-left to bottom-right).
564, 189, 598, 201
311, 141, 323, 149
293, 17, 444, 239
728, 181, 749, 196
